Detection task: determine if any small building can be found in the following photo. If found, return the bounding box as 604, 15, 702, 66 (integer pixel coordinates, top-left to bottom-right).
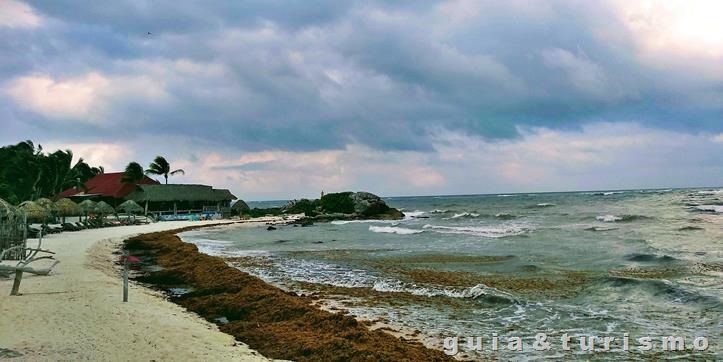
57, 172, 160, 206
127, 184, 237, 217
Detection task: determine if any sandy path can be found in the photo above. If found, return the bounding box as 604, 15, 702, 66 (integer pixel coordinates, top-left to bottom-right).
0, 221, 270, 361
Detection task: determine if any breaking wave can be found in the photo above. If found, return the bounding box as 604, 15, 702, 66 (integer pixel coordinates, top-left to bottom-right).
447, 212, 480, 219
368, 225, 424, 235
596, 214, 652, 222
422, 224, 531, 238
695, 205, 723, 213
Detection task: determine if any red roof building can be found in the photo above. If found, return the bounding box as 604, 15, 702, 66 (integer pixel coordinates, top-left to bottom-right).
57, 172, 160, 201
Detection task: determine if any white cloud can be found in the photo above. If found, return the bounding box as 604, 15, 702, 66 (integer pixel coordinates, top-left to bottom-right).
0, 0, 41, 28
4, 72, 169, 124
41, 142, 131, 172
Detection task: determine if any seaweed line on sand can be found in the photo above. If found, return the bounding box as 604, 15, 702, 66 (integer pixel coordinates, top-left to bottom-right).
123, 226, 454, 362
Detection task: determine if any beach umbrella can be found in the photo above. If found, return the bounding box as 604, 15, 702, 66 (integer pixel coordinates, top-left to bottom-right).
0, 198, 20, 221
95, 201, 115, 215
117, 200, 143, 214
78, 199, 97, 213
19, 201, 51, 223
78, 199, 97, 222
55, 198, 82, 217
35, 198, 59, 213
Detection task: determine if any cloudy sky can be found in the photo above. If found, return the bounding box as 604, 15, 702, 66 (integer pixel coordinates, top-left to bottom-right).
1, 0, 722, 200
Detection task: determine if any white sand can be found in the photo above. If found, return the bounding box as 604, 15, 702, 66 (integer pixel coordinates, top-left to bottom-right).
0, 220, 270, 361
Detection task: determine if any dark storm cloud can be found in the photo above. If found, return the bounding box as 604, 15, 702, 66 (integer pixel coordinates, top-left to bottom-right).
3, 0, 723, 152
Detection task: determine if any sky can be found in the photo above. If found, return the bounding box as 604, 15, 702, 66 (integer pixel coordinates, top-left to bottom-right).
1, 0, 722, 200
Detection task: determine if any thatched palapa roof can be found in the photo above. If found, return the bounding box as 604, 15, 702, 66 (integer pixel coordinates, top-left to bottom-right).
128, 184, 237, 203
0, 198, 22, 222
56, 198, 82, 216
117, 200, 143, 213
95, 201, 115, 214
36, 198, 59, 213
19, 201, 51, 221
78, 199, 98, 213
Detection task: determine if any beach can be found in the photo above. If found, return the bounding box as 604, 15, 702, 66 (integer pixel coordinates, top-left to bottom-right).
0, 220, 269, 361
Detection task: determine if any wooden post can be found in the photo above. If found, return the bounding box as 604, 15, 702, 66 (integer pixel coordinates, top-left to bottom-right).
123, 252, 129, 302
173, 202, 177, 215
144, 200, 148, 215
10, 270, 23, 296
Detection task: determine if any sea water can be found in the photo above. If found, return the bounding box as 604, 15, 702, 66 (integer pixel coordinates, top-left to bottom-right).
180, 188, 722, 360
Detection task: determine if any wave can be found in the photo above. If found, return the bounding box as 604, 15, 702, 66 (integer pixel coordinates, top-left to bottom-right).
494, 212, 517, 220
429, 209, 449, 213
497, 194, 517, 197
447, 212, 480, 219
596, 214, 652, 222
585, 226, 618, 231
404, 210, 427, 219
368, 225, 424, 235
529, 203, 556, 208
695, 205, 723, 213
696, 189, 722, 195
331, 219, 396, 225
422, 224, 530, 238
605, 277, 720, 305
371, 281, 517, 303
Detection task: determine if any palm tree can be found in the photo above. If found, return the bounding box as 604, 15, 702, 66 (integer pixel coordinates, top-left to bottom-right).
121, 162, 145, 184
145, 156, 185, 184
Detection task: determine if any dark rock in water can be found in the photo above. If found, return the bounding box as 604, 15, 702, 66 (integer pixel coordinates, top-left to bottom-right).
350, 191, 390, 216
695, 251, 707, 256
299, 218, 314, 227
266, 226, 277, 231
678, 226, 704, 231
313, 241, 324, 244
411, 215, 430, 219
274, 239, 290, 243
626, 253, 676, 262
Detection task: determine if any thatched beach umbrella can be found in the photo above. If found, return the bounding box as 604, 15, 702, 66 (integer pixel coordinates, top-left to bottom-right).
117, 200, 143, 214
55, 198, 81, 223
0, 198, 25, 259
78, 199, 97, 221
19, 201, 51, 223
95, 201, 115, 215
117, 200, 143, 221
56, 198, 81, 217
35, 198, 59, 213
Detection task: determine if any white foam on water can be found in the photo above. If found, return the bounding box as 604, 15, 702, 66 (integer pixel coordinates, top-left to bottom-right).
697, 189, 722, 195
403, 210, 427, 219
422, 224, 531, 238
331, 219, 395, 225
695, 205, 723, 213
368, 225, 424, 235
448, 212, 480, 219
596, 214, 623, 222
536, 203, 556, 207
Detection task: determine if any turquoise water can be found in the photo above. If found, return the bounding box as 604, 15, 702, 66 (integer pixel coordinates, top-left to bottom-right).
181, 188, 721, 360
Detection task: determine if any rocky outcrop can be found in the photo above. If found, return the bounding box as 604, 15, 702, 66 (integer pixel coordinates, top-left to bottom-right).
231, 200, 250, 215
284, 191, 404, 223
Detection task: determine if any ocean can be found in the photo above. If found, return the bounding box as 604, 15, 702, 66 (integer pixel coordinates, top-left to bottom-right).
181, 188, 721, 360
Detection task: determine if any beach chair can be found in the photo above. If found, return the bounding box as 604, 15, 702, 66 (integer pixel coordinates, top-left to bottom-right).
0, 234, 59, 295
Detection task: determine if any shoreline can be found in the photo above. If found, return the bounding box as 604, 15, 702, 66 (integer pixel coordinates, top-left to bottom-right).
124, 223, 453, 361
0, 220, 270, 361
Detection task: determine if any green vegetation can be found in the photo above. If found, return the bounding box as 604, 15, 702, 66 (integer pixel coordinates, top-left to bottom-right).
121, 162, 145, 184
0, 140, 104, 204
247, 207, 283, 218
318, 192, 355, 214
146, 156, 185, 184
